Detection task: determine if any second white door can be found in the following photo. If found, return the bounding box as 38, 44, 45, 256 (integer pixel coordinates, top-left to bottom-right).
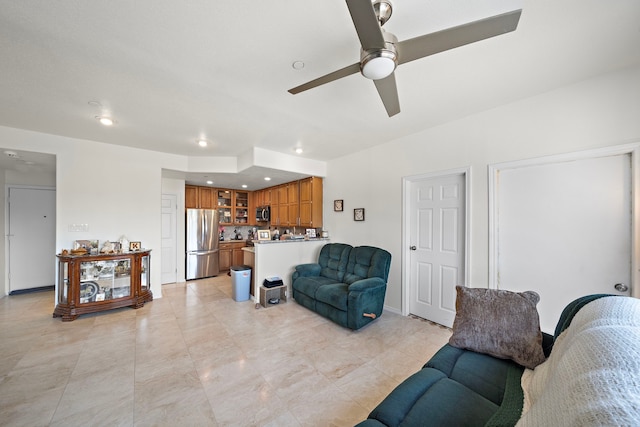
408, 173, 466, 327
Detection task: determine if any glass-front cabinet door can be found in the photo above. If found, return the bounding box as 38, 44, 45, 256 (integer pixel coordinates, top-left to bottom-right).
58, 259, 69, 304
217, 190, 232, 225
141, 254, 150, 292
235, 191, 249, 224
79, 259, 131, 303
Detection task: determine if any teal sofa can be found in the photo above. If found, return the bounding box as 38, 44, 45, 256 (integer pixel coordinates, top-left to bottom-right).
357, 294, 639, 427
291, 243, 391, 330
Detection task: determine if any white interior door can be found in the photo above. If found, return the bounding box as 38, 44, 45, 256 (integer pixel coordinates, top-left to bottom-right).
161, 194, 177, 284
8, 187, 56, 293
495, 153, 632, 333
408, 173, 466, 327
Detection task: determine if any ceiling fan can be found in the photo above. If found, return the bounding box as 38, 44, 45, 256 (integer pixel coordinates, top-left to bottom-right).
288, 0, 522, 117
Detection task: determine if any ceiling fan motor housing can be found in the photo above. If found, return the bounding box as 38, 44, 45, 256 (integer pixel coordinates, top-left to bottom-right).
372, 0, 393, 25
360, 29, 398, 80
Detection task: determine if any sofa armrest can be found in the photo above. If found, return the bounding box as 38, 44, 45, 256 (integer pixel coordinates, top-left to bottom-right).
348, 277, 386, 292
292, 263, 321, 281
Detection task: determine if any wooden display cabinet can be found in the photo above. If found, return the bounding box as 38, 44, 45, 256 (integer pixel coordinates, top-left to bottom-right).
54, 250, 152, 321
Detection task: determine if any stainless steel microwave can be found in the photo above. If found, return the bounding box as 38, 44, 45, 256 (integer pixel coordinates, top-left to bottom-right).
256, 206, 270, 222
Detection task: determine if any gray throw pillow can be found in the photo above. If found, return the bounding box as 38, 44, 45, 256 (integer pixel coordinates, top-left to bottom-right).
449, 286, 546, 369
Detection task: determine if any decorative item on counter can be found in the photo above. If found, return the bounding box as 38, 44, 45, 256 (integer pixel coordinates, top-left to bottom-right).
219, 226, 225, 241
272, 229, 280, 240
322, 230, 329, 238
306, 229, 317, 238
119, 235, 130, 253
101, 241, 115, 253
70, 247, 88, 255
233, 228, 243, 240
257, 229, 271, 241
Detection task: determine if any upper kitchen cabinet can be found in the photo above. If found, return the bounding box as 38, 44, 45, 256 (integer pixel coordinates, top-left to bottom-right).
272, 182, 299, 227
217, 189, 252, 226
299, 177, 323, 227
217, 189, 233, 224
254, 189, 264, 207
186, 185, 214, 209
234, 191, 250, 225
287, 181, 300, 227
263, 188, 272, 205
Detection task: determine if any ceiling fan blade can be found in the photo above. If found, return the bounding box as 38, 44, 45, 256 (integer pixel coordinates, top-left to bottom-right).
346, 0, 386, 50
397, 9, 522, 65
374, 73, 400, 117
288, 63, 361, 94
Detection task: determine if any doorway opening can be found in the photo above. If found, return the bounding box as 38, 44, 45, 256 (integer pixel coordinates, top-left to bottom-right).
1, 148, 57, 297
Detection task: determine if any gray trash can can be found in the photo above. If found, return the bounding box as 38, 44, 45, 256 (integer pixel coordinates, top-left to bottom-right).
230, 265, 251, 302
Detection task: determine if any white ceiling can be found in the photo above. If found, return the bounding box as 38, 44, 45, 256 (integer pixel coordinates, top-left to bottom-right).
1, 0, 639, 188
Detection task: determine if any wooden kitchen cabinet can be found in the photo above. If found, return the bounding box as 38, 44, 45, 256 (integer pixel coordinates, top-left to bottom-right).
54, 250, 152, 321
234, 191, 250, 225
273, 182, 300, 226
186, 185, 215, 209
219, 241, 247, 272
217, 189, 252, 225
299, 177, 323, 227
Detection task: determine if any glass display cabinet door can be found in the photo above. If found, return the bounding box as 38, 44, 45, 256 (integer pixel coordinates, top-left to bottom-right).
58, 259, 69, 304
79, 259, 131, 303
217, 190, 233, 224
141, 254, 150, 292
235, 191, 249, 224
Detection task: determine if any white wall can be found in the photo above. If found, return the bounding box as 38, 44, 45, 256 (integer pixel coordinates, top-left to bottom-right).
0, 126, 188, 299
323, 64, 640, 311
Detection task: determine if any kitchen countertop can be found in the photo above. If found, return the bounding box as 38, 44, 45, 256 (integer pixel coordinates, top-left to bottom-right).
251, 238, 330, 244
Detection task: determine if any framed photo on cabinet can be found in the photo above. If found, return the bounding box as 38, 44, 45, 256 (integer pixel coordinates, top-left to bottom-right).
257, 230, 271, 241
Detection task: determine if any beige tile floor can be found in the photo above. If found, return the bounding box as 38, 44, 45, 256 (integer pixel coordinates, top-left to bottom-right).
0, 275, 451, 426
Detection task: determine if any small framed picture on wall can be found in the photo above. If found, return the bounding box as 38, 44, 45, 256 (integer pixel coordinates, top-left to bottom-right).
354, 208, 365, 221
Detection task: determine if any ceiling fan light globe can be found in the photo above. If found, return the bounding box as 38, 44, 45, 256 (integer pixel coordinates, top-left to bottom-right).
361, 52, 396, 80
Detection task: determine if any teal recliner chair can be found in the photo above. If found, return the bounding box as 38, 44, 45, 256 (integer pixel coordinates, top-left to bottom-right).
291, 243, 392, 330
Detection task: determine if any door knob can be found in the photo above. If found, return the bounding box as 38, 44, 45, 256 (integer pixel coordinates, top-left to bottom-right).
614, 283, 629, 292
410, 246, 416, 251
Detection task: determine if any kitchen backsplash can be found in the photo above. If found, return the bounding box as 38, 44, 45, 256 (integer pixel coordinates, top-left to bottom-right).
218, 225, 322, 241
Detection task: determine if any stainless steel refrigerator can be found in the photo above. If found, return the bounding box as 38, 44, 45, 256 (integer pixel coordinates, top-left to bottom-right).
186, 209, 220, 280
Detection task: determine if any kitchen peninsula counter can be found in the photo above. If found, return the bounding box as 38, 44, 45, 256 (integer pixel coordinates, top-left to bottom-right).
246, 238, 329, 303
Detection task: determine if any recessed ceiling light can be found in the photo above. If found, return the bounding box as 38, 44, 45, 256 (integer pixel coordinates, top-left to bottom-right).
88, 100, 102, 107
95, 116, 114, 126
206, 180, 213, 185
241, 184, 248, 189
292, 61, 305, 70
197, 139, 208, 147
264, 177, 271, 181
295, 147, 303, 154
